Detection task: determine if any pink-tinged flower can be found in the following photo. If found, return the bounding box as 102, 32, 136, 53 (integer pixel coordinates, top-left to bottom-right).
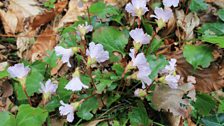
7, 63, 30, 79
59, 101, 75, 122
65, 77, 89, 91
125, 0, 149, 17
165, 74, 180, 89
160, 58, 177, 74
86, 42, 109, 64
130, 28, 151, 45
39, 79, 58, 95
76, 22, 93, 39
163, 0, 179, 7
55, 46, 74, 67
150, 7, 173, 22
187, 76, 196, 84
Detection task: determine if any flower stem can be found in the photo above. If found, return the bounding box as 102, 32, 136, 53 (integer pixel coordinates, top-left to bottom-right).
21, 84, 32, 106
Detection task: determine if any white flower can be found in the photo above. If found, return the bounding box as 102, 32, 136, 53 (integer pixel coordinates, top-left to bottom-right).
7, 63, 30, 79
59, 101, 75, 122
129, 49, 149, 69
137, 69, 152, 89
130, 28, 151, 45
163, 0, 179, 7
165, 74, 180, 89
55, 46, 74, 67
125, 0, 149, 17
76, 22, 93, 38
150, 7, 173, 22
86, 42, 109, 63
39, 79, 58, 95
160, 58, 177, 74
65, 77, 89, 91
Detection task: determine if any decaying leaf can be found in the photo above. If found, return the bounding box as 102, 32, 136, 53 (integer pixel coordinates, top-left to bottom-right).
30, 0, 68, 30
0, 0, 42, 34
166, 50, 224, 93
23, 27, 57, 61
152, 83, 195, 117
0, 80, 13, 98
175, 10, 200, 40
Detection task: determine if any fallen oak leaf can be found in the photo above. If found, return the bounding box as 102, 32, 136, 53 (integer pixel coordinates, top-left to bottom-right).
0, 10, 18, 34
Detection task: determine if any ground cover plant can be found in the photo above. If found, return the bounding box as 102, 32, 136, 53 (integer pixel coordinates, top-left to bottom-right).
0, 0, 224, 125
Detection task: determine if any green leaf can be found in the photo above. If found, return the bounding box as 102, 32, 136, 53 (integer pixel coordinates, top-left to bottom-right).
0, 70, 9, 79
112, 64, 125, 76
16, 104, 48, 126
45, 96, 60, 112
56, 77, 72, 102
0, 111, 16, 126
193, 93, 216, 116
200, 23, 224, 36
202, 36, 224, 48
89, 2, 119, 19
96, 79, 113, 94
14, 82, 27, 101
147, 55, 168, 80
218, 100, 224, 113
92, 26, 129, 56
128, 101, 151, 126
142, 19, 153, 35
190, 0, 208, 12
43, 51, 57, 68
77, 97, 99, 120
183, 45, 213, 69
148, 38, 163, 54
26, 61, 46, 96
218, 9, 224, 22
106, 94, 120, 107
201, 113, 224, 126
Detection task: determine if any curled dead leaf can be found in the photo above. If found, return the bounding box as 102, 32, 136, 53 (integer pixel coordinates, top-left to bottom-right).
0, 80, 13, 98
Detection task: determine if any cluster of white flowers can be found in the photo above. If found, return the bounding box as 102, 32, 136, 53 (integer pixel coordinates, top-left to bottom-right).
125, 0, 179, 29
76, 22, 93, 40
160, 58, 180, 89
129, 49, 152, 89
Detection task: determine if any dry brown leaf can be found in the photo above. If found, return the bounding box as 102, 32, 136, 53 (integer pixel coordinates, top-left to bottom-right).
0, 10, 18, 34
0, 80, 13, 98
175, 10, 200, 40
0, 0, 43, 34
30, 0, 68, 30
56, 0, 92, 29
23, 27, 57, 61
166, 50, 224, 93
152, 83, 195, 117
